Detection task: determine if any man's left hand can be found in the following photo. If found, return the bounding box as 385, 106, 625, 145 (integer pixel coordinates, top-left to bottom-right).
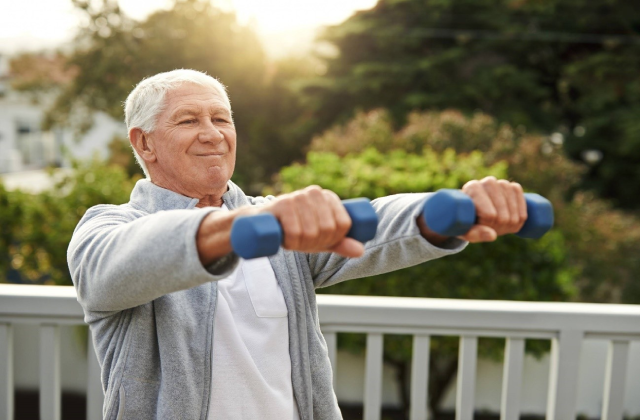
418, 176, 528, 245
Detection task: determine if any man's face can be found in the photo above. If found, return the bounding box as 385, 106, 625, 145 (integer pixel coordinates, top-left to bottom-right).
147, 83, 236, 198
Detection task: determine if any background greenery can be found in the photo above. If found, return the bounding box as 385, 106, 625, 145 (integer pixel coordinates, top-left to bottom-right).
3, 0, 640, 417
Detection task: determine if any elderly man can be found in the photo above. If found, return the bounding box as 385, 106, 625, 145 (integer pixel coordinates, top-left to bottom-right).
68, 69, 528, 420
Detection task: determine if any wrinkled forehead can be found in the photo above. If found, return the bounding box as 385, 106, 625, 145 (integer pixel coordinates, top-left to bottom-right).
162, 82, 232, 115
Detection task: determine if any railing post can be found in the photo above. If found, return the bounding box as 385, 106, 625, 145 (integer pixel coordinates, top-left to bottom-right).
410, 335, 431, 420
601, 340, 630, 420
546, 330, 583, 420
500, 338, 525, 420
87, 333, 104, 420
456, 336, 478, 420
364, 333, 383, 420
0, 323, 13, 420
40, 324, 61, 420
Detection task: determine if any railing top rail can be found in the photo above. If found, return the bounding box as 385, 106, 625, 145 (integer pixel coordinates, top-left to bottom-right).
2, 285, 640, 337
316, 294, 640, 315
0, 284, 83, 319
316, 294, 640, 336
0, 284, 77, 298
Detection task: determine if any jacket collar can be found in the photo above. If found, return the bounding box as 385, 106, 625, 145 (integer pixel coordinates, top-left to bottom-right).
129, 178, 248, 213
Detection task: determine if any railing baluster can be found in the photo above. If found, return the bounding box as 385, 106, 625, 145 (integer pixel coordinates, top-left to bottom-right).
324, 332, 338, 388
500, 338, 525, 420
456, 336, 478, 420
410, 335, 431, 420
546, 330, 583, 420
601, 340, 630, 420
40, 324, 61, 420
87, 333, 104, 420
0, 323, 14, 420
364, 333, 383, 420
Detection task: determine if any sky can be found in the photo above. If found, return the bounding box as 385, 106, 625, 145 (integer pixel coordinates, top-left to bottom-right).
0, 0, 378, 57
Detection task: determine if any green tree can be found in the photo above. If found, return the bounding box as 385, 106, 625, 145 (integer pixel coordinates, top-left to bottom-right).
308, 0, 640, 209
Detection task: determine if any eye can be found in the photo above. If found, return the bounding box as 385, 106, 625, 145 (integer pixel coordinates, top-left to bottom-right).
180, 119, 197, 125
213, 117, 229, 124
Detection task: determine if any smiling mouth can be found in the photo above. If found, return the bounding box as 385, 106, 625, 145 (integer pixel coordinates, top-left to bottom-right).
196, 152, 225, 157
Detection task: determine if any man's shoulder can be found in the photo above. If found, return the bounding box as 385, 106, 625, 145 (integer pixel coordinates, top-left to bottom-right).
81, 202, 147, 224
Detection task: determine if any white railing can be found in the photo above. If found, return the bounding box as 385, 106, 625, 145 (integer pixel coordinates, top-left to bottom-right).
0, 284, 102, 420
318, 295, 640, 420
1, 285, 640, 420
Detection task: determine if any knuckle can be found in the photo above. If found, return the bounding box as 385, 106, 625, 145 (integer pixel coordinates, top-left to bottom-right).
481, 176, 498, 185
496, 214, 510, 225
511, 182, 524, 193
293, 193, 308, 205
304, 185, 323, 196
318, 220, 336, 236
498, 180, 512, 191
287, 227, 302, 241
482, 211, 497, 223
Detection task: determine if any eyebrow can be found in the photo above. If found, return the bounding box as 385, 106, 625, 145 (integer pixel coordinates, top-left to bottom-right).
170, 106, 231, 120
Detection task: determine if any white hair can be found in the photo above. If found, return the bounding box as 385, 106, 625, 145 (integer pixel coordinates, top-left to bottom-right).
123, 69, 231, 178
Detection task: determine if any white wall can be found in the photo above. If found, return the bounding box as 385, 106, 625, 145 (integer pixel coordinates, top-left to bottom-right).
0, 86, 126, 174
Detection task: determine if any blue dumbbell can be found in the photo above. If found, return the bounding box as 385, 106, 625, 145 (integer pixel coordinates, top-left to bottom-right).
231, 198, 379, 259
422, 189, 554, 238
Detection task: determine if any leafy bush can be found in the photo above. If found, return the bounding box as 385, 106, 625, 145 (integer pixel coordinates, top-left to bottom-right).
1, 159, 139, 285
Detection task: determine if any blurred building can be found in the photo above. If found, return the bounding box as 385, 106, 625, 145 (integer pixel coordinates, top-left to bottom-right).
0, 53, 125, 191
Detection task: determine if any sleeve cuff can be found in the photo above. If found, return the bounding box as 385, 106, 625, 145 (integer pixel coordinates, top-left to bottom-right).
205, 252, 240, 275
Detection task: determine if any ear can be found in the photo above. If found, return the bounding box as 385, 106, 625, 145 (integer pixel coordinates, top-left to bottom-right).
129, 128, 157, 164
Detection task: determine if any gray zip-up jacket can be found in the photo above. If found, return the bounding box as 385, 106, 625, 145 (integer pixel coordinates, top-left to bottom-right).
68, 179, 466, 420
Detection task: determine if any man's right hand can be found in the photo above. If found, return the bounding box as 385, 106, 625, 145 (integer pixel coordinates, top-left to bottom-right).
259, 185, 365, 258
196, 186, 365, 267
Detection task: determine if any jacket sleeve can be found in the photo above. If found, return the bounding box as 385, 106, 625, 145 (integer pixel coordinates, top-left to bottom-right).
67, 205, 238, 313
307, 193, 468, 288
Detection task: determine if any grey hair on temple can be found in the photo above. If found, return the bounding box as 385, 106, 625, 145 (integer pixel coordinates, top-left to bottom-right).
123, 69, 231, 179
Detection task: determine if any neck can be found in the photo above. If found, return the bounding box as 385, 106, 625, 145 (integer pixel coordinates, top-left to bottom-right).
196, 195, 224, 208
150, 173, 227, 208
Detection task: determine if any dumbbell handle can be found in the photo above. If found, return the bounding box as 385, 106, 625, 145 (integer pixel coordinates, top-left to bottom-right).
422, 189, 554, 238
231, 198, 379, 259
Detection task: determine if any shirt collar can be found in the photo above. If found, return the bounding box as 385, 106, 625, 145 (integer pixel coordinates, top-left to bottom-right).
129, 178, 247, 213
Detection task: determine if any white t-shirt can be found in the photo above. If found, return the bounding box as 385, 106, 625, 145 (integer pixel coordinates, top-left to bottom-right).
207, 206, 300, 420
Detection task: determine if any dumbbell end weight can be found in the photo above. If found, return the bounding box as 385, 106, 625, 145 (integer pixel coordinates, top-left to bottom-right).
342, 198, 379, 243
515, 193, 554, 239
423, 189, 477, 237
231, 213, 282, 259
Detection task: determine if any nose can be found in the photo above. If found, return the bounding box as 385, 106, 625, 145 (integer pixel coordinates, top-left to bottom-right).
198, 119, 224, 144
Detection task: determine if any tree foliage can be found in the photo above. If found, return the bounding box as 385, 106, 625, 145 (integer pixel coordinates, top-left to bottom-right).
308, 0, 640, 209
11, 0, 315, 192
0, 161, 139, 285
309, 109, 640, 303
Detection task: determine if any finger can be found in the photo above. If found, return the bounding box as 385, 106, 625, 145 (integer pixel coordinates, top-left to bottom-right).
513, 183, 528, 231
482, 177, 511, 233
499, 180, 521, 234
304, 186, 337, 248
277, 198, 304, 251
460, 225, 497, 243
463, 180, 498, 227
323, 190, 352, 246
292, 191, 320, 250
327, 238, 365, 258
